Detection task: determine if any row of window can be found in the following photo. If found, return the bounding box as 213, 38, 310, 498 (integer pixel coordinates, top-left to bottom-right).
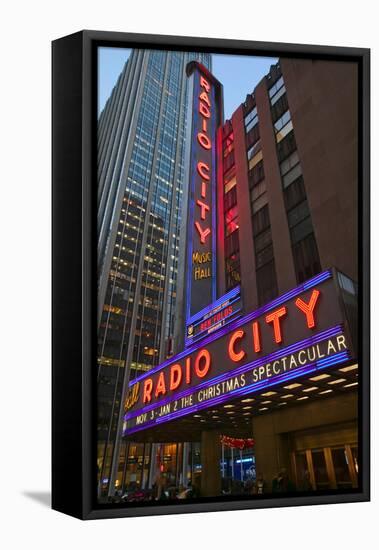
268, 72, 322, 284
247, 126, 279, 305
223, 130, 235, 173
223, 131, 241, 291
252, 204, 278, 305
221, 69, 322, 303
225, 224, 241, 290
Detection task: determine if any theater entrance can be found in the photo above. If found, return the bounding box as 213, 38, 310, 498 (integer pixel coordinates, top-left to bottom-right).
290, 422, 358, 491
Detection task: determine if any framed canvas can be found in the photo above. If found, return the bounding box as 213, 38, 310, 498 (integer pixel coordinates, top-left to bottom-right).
52, 30, 370, 519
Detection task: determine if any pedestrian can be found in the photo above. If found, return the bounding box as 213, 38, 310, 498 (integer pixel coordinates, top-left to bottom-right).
254, 472, 266, 495
272, 468, 296, 493
300, 470, 313, 491
244, 477, 254, 494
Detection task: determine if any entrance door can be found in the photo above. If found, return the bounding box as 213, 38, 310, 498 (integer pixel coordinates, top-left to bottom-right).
292, 444, 358, 490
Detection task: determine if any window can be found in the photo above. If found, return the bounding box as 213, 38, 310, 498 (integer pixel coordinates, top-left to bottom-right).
292, 232, 321, 283
277, 131, 297, 162
225, 250, 241, 290
251, 179, 266, 202
248, 150, 263, 171
268, 75, 284, 98
270, 84, 286, 106
290, 215, 313, 245
225, 230, 239, 258
256, 244, 274, 269
338, 272, 356, 295
251, 191, 268, 214
224, 186, 237, 211
224, 174, 236, 193
225, 204, 238, 222
252, 204, 278, 303
223, 150, 235, 172
274, 109, 291, 132
244, 106, 258, 132
245, 106, 257, 124
253, 206, 278, 304
252, 204, 270, 235
331, 448, 353, 489
282, 163, 302, 188
225, 205, 239, 236
254, 227, 272, 252
311, 450, 330, 490
249, 159, 265, 187
276, 120, 294, 143
271, 93, 289, 122
283, 176, 306, 210
247, 139, 261, 160
280, 150, 299, 176
224, 178, 240, 286
256, 260, 278, 305
246, 124, 260, 148
223, 132, 234, 157
246, 118, 259, 133
287, 200, 310, 229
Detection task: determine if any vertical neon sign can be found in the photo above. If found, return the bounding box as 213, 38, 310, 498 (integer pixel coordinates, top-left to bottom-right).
185, 63, 222, 322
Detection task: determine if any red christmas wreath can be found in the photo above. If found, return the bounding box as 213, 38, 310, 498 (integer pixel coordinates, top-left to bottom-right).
220, 435, 255, 450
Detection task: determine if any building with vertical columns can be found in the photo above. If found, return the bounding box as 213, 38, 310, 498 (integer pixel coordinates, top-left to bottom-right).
106, 56, 359, 501
224, 58, 357, 310
218, 58, 358, 489
96, 49, 212, 497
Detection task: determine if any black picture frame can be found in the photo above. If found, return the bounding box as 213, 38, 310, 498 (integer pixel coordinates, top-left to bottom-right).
52, 30, 370, 520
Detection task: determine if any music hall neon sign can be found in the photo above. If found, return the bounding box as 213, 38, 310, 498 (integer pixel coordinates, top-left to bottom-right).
185, 63, 221, 319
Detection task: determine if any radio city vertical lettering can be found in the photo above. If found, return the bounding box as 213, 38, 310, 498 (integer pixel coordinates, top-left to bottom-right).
186, 64, 222, 318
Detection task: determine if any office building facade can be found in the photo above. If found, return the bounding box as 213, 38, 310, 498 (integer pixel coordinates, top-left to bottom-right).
223, 58, 357, 308
216, 58, 358, 491
97, 49, 212, 496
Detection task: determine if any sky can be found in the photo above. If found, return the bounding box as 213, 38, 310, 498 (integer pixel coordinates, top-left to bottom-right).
98, 47, 131, 115
212, 53, 277, 119
98, 47, 277, 120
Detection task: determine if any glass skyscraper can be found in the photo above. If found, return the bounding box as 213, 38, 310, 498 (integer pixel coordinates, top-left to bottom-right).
97, 49, 212, 497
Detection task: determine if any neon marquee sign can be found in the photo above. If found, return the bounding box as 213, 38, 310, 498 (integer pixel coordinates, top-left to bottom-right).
123, 270, 353, 436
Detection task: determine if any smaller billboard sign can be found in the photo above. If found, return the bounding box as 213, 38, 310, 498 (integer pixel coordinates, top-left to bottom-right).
186, 287, 242, 346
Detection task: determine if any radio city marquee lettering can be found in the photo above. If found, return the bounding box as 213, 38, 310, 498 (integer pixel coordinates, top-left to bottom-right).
123, 271, 352, 436
185, 63, 222, 318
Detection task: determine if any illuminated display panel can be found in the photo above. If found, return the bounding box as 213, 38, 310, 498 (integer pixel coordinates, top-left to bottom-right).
185, 286, 242, 346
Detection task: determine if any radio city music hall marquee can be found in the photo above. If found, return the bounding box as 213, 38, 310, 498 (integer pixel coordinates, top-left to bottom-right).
123, 270, 353, 437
